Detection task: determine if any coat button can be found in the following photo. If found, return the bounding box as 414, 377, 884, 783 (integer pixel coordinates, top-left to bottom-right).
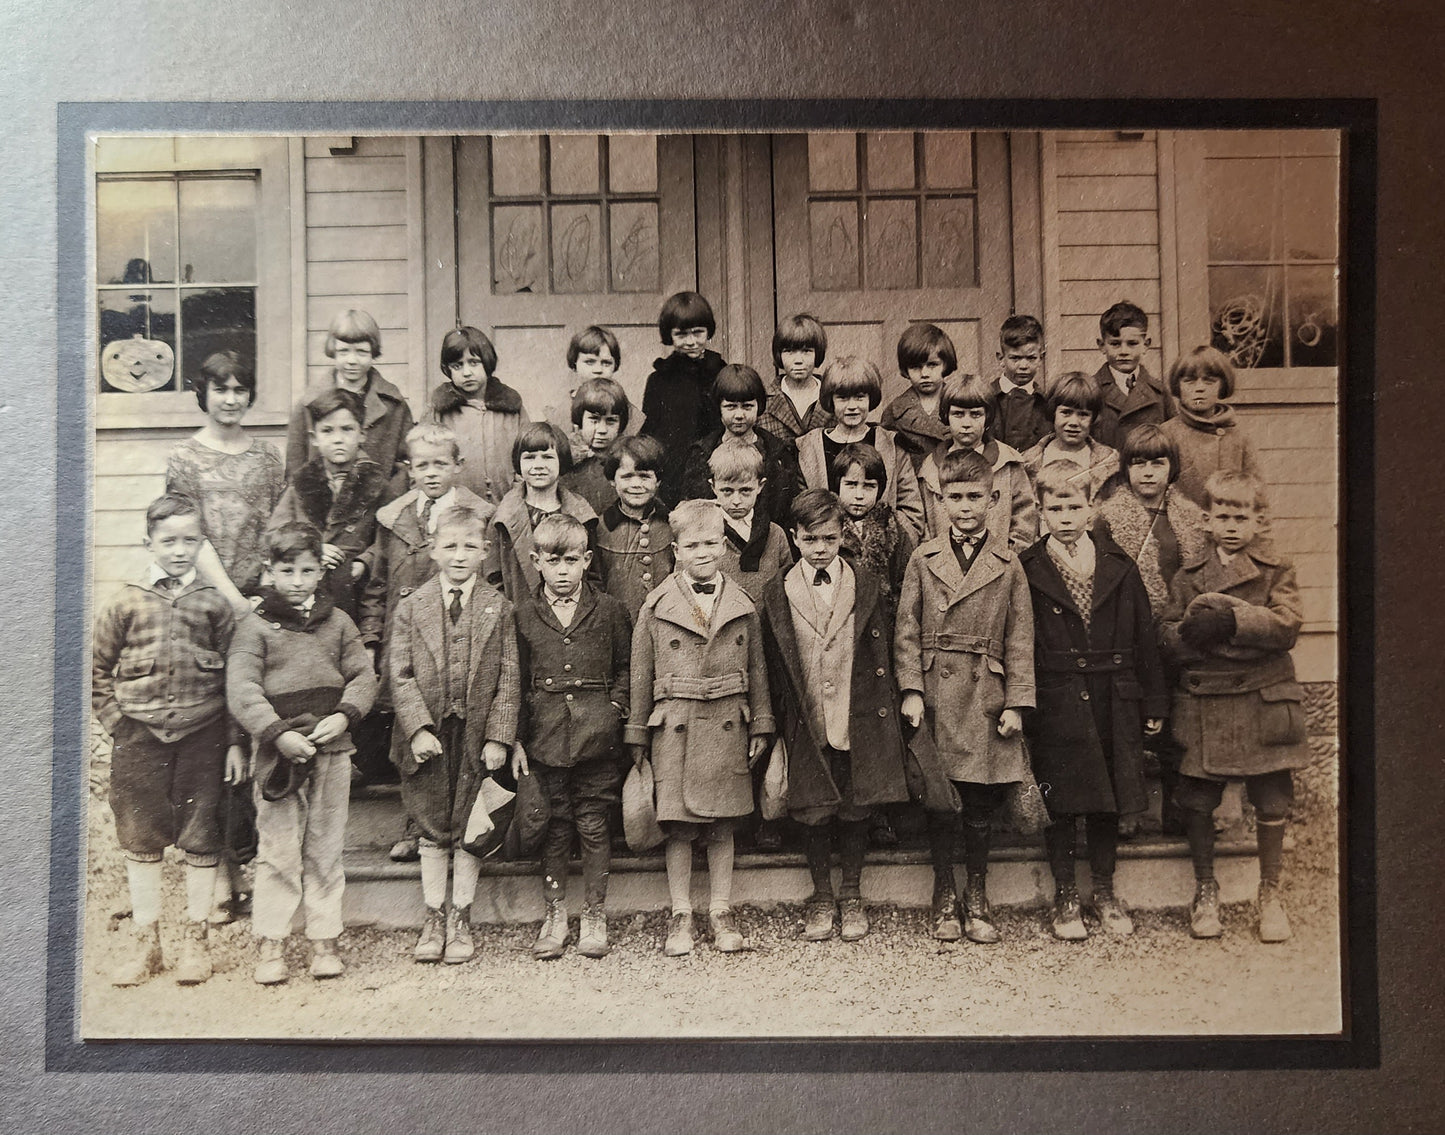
670, 639, 681, 649
565, 693, 574, 702
972, 672, 980, 682
674, 724, 686, 733
722, 720, 734, 731
877, 708, 888, 717
875, 667, 885, 676
1080, 691, 1090, 701
563, 663, 572, 672
544, 677, 553, 685
871, 629, 880, 638
640, 525, 650, 535
1077, 657, 1088, 668
1113, 654, 1123, 664
941, 668, 951, 678
938, 603, 948, 611
642, 555, 652, 565
736, 634, 745, 645
1053, 606, 1062, 614
575, 679, 583, 687
563, 638, 571, 645
642, 573, 652, 582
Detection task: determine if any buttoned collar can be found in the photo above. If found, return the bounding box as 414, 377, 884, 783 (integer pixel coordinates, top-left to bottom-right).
147, 563, 197, 592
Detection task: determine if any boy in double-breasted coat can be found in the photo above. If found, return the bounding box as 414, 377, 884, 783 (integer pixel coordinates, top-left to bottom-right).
626, 499, 774, 958
896, 448, 1034, 945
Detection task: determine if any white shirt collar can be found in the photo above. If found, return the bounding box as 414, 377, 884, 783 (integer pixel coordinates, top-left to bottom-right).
1108, 365, 1136, 394
295, 594, 316, 615
1216, 546, 1237, 566
780, 375, 820, 415
999, 376, 1035, 396
545, 586, 581, 607
725, 509, 755, 537
147, 563, 197, 592
418, 487, 456, 529
1048, 532, 1096, 573
440, 575, 479, 608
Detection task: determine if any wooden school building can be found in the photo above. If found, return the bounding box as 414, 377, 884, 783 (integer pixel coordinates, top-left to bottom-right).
91, 129, 1341, 680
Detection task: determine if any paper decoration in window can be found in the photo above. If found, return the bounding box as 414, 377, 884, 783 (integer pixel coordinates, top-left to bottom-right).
101, 334, 175, 393
492, 204, 545, 294
550, 203, 603, 294
1209, 265, 1284, 369
809, 200, 860, 291
923, 198, 977, 288
1286, 265, 1338, 367
609, 201, 659, 292
865, 197, 918, 290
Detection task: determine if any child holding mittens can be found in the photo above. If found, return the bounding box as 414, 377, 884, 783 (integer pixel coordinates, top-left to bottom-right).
430, 326, 530, 508
1159, 346, 1261, 509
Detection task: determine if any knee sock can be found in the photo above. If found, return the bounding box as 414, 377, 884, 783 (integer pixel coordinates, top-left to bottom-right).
926, 813, 957, 894
125, 858, 163, 927
665, 837, 694, 915
1044, 820, 1076, 889
419, 843, 450, 909
183, 863, 218, 923
452, 848, 481, 909
962, 818, 992, 879
803, 825, 833, 900
706, 826, 735, 914
1184, 811, 1217, 882
1256, 817, 1288, 886
1085, 813, 1119, 887
838, 820, 869, 901
212, 861, 233, 908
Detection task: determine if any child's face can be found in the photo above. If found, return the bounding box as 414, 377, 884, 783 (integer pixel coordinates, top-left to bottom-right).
947, 404, 989, 451
837, 464, 881, 518
832, 392, 872, 430
778, 347, 817, 385
611, 454, 659, 512
531, 545, 592, 598
311, 408, 363, 468
720, 399, 760, 437
447, 349, 489, 396
1206, 499, 1262, 556
943, 479, 995, 536
518, 446, 561, 493
1099, 326, 1150, 375
144, 513, 204, 578
1178, 372, 1223, 414
794, 518, 844, 571
1128, 456, 1171, 502
580, 410, 622, 453
332, 339, 374, 387
711, 475, 762, 521
670, 325, 710, 360
430, 523, 488, 584
205, 377, 251, 427
673, 519, 725, 581
905, 350, 948, 398
408, 441, 461, 500
998, 340, 1042, 386
271, 551, 324, 607
1040, 488, 1093, 547
1053, 404, 1094, 448
573, 347, 617, 381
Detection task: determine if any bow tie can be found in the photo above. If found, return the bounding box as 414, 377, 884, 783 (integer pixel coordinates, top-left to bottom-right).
954, 534, 983, 548
812, 568, 831, 586
691, 581, 717, 595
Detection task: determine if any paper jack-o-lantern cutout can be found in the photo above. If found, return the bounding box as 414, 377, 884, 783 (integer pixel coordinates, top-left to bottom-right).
102, 334, 174, 393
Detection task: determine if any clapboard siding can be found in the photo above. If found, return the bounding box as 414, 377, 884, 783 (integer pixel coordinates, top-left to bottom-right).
1060, 279, 1161, 315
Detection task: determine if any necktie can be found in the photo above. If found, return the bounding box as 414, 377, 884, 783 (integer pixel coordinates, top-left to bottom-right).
420, 497, 435, 533
158, 576, 180, 593
813, 567, 831, 586
691, 581, 716, 595
449, 588, 463, 625
1125, 372, 1136, 392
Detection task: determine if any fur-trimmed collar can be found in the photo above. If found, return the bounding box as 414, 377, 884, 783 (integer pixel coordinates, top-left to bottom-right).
291, 452, 389, 531
430, 376, 526, 418
600, 497, 666, 530
1098, 488, 1207, 614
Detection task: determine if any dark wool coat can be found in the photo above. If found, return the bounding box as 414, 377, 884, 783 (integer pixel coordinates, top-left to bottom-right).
677, 428, 803, 525
267, 452, 394, 619
560, 454, 617, 515
625, 574, 775, 821
840, 503, 916, 617
759, 566, 909, 812
880, 386, 952, 471
1019, 535, 1169, 816
285, 368, 416, 483
718, 503, 795, 603
1090, 363, 1173, 451
639, 348, 726, 506
1161, 543, 1311, 779
797, 426, 927, 542
489, 485, 601, 603
514, 583, 633, 769
594, 500, 674, 622
988, 377, 1053, 454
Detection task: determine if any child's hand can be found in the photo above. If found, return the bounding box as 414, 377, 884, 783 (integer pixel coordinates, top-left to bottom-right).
411, 728, 443, 765
997, 709, 1023, 739
275, 731, 317, 762
627, 742, 649, 769
308, 712, 350, 746
901, 692, 925, 728
321, 543, 346, 570
224, 744, 249, 784
509, 743, 529, 779
1144, 717, 1164, 737
483, 740, 509, 772
748, 734, 772, 767
350, 560, 365, 581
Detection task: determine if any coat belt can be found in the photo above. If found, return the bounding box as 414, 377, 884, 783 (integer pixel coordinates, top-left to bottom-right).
919, 632, 1004, 660
652, 671, 748, 700
533, 676, 611, 692
1037, 647, 1136, 674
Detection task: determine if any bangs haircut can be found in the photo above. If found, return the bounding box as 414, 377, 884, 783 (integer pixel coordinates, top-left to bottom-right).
567, 324, 622, 370
791, 487, 846, 533
831, 442, 888, 493
190, 349, 256, 411
1168, 345, 1237, 399
713, 363, 768, 407
937, 372, 996, 429
532, 512, 590, 556
307, 386, 365, 427
267, 520, 324, 564
603, 434, 665, 481
999, 313, 1044, 350
325, 308, 382, 358
937, 447, 994, 489
512, 421, 574, 475
1035, 461, 1095, 503
571, 377, 631, 429
1047, 372, 1104, 417
439, 326, 498, 380
897, 322, 958, 376
819, 355, 883, 413
772, 312, 828, 369
1099, 300, 1149, 339
1119, 423, 1181, 484
658, 291, 716, 342
1202, 470, 1267, 513
145, 493, 201, 535
669, 497, 725, 541
404, 423, 461, 463
432, 504, 489, 541
707, 440, 765, 484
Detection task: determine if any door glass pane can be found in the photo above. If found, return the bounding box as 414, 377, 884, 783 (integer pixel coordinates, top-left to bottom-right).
865, 132, 915, 190
549, 135, 600, 196
550, 203, 603, 293
181, 287, 257, 381
491, 204, 546, 294
97, 179, 177, 285
1206, 158, 1281, 261
923, 132, 973, 188
1283, 156, 1338, 261
490, 135, 543, 197
1287, 265, 1338, 367
809, 200, 859, 290
807, 134, 857, 191
98, 289, 178, 392
609, 201, 659, 292
1209, 264, 1284, 369
178, 178, 256, 283
865, 197, 918, 289
923, 197, 977, 288
607, 134, 658, 193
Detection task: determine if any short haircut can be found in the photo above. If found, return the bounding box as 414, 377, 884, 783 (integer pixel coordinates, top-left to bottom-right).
708, 441, 765, 484
669, 497, 725, 540
937, 447, 995, 489
190, 349, 256, 411
819, 355, 883, 413
772, 312, 828, 369
1099, 301, 1150, 339
433, 504, 490, 540
791, 487, 846, 532
713, 363, 768, 407
145, 493, 201, 535
1047, 371, 1104, 418
1119, 423, 1181, 484
1035, 461, 1095, 503
571, 377, 631, 429
1168, 345, 1237, 400
897, 322, 958, 376
307, 386, 365, 427
603, 434, 665, 481
831, 442, 888, 493
999, 314, 1044, 350
1202, 470, 1267, 513
267, 520, 324, 564
439, 326, 498, 380
325, 309, 382, 359
937, 372, 996, 430
511, 421, 574, 475
532, 512, 590, 556
658, 291, 716, 342
567, 324, 622, 370
404, 423, 461, 463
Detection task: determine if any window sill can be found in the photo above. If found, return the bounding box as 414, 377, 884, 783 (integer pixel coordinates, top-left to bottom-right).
95, 407, 292, 432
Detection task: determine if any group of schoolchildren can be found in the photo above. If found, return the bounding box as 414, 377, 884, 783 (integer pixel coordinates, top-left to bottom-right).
94, 288, 1311, 992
